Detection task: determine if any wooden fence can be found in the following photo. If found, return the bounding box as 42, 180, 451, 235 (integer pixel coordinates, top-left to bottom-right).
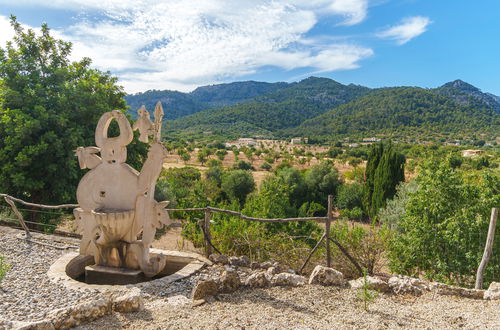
1, 192, 497, 282
0, 193, 363, 275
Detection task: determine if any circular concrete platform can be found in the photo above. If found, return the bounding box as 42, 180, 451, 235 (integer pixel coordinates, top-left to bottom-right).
48, 248, 211, 292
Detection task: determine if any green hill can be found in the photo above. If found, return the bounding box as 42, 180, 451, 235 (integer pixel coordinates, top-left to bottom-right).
293, 87, 499, 139
124, 81, 288, 120
165, 77, 371, 135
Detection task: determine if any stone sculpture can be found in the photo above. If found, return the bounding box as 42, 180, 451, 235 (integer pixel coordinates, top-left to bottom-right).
74, 102, 171, 277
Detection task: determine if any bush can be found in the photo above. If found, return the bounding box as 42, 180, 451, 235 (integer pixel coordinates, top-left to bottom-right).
260, 162, 272, 171
305, 161, 342, 205
233, 160, 253, 171
378, 180, 418, 230
0, 255, 10, 284
339, 207, 364, 221
221, 170, 255, 206
327, 147, 343, 158
330, 221, 390, 277
337, 183, 364, 210
343, 166, 365, 183
215, 149, 228, 161
387, 161, 500, 286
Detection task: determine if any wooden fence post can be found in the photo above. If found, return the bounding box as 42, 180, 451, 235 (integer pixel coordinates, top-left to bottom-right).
4, 197, 31, 238
475, 208, 498, 289
326, 195, 333, 268
204, 208, 213, 257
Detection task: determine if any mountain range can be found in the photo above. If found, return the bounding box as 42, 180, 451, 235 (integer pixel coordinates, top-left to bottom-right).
125, 77, 500, 140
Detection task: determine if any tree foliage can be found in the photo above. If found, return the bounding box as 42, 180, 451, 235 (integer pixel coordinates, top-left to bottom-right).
387, 160, 500, 286
0, 16, 145, 204
364, 142, 405, 219
221, 170, 255, 206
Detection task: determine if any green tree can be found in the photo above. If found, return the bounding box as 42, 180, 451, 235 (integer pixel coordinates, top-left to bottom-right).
260, 162, 272, 171
221, 170, 255, 206
388, 161, 500, 286
197, 149, 208, 165
304, 161, 342, 205
364, 142, 405, 219
233, 160, 253, 171
337, 183, 364, 211
215, 149, 227, 161
0, 16, 144, 205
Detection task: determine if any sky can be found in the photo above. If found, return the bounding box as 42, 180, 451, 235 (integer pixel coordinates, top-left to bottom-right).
1, 0, 499, 95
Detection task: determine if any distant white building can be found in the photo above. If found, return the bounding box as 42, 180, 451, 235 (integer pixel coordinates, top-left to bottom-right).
462, 149, 485, 157
225, 138, 257, 148
291, 137, 308, 144
362, 137, 381, 143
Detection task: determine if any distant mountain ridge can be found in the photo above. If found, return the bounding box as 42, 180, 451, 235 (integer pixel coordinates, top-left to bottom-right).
124, 81, 288, 120
125, 77, 499, 140
165, 77, 372, 136
293, 87, 499, 139
435, 79, 500, 113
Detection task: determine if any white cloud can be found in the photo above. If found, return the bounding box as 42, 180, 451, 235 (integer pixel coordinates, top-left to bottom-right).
0, 1, 374, 92
377, 16, 431, 45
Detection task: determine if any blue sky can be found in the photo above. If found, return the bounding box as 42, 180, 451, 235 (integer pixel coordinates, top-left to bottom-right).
1, 0, 499, 95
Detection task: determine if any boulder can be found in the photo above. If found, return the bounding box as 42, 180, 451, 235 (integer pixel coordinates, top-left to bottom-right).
430, 282, 484, 299
48, 298, 112, 329
192, 279, 218, 300
209, 254, 229, 265
271, 273, 306, 287
229, 256, 250, 267
245, 272, 270, 288
113, 289, 144, 312
218, 270, 241, 293
9, 320, 54, 330
260, 261, 274, 269
388, 275, 430, 295
349, 276, 390, 293
484, 282, 500, 300
250, 261, 261, 270
308, 265, 346, 286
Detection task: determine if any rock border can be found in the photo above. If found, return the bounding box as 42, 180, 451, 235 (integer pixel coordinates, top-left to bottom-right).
48, 249, 211, 292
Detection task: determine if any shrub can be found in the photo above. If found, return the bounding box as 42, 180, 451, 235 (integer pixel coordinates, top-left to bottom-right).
305, 161, 342, 205
233, 160, 253, 171
215, 149, 228, 161
0, 255, 10, 284
221, 170, 255, 206
339, 207, 364, 221
378, 181, 418, 230
260, 162, 272, 171
357, 269, 378, 311
387, 161, 500, 286
330, 221, 390, 278
337, 183, 364, 210
343, 166, 365, 183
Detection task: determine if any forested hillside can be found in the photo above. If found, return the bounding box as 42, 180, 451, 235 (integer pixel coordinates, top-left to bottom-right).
434, 79, 500, 113
165, 77, 371, 135
125, 81, 288, 120
294, 87, 499, 139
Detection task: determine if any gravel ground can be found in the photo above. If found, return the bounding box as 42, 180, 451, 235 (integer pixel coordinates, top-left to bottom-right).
0, 227, 102, 322
78, 286, 500, 329
1, 226, 499, 329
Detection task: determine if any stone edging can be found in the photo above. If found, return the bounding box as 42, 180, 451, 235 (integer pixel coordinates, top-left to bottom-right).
47, 249, 212, 292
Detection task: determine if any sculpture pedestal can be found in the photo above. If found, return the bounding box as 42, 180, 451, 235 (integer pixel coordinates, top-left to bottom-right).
85, 265, 146, 285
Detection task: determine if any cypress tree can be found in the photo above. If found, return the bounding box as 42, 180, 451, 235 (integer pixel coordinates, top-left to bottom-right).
364, 142, 405, 219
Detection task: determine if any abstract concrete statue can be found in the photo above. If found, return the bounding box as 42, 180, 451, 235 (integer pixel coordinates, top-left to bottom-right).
74, 102, 171, 277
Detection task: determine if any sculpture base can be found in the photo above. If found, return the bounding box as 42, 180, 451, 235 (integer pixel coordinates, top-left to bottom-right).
85, 265, 146, 285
